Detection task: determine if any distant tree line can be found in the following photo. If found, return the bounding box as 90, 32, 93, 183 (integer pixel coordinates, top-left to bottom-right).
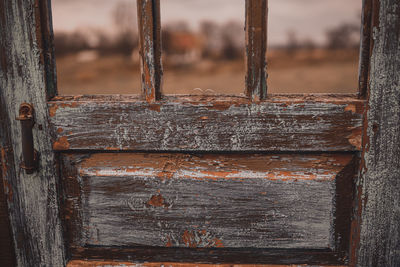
284, 22, 360, 53
53, 1, 360, 58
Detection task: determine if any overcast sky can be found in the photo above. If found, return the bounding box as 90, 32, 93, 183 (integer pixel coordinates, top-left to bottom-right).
52, 0, 361, 46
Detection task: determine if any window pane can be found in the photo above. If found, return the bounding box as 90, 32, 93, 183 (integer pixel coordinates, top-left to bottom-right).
51, 0, 140, 95
160, 0, 245, 95
267, 0, 361, 93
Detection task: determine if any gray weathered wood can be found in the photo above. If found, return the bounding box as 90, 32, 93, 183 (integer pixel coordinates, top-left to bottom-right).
66, 260, 347, 267
49, 95, 364, 152
0, 0, 66, 266
62, 153, 353, 251
357, 0, 400, 266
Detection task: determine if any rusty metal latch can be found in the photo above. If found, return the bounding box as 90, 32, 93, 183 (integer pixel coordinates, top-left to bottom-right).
16, 103, 38, 174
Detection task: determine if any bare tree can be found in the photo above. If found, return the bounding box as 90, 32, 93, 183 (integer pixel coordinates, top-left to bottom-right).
220, 21, 244, 60
200, 20, 220, 58
112, 1, 138, 55
325, 23, 359, 49
285, 30, 300, 54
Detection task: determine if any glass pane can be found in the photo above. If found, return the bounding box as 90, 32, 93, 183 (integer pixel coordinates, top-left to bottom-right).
267, 0, 361, 93
160, 0, 245, 95
51, 0, 141, 95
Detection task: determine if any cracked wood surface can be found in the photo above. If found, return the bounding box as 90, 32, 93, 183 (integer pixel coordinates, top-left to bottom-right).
356, 0, 400, 266
0, 0, 66, 266
49, 95, 364, 152
62, 153, 355, 264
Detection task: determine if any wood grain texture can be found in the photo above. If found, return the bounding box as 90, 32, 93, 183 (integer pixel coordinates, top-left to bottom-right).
0, 158, 16, 267
67, 260, 347, 267
62, 153, 354, 264
137, 0, 162, 102
69, 247, 346, 265
245, 0, 268, 100
49, 95, 364, 152
0, 0, 66, 266
357, 0, 400, 266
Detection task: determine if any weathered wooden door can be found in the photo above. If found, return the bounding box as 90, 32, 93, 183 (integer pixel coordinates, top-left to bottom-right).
1, 0, 399, 266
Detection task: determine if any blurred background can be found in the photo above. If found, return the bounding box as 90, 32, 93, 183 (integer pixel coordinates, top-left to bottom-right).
52, 0, 361, 95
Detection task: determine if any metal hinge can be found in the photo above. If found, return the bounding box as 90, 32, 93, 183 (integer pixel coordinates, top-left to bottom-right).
16, 103, 38, 174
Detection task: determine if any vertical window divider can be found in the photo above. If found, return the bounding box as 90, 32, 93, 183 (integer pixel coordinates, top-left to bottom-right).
245, 0, 268, 101
137, 0, 162, 102
358, 0, 374, 99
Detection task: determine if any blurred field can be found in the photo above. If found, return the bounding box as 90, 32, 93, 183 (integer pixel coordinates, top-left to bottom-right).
56, 48, 359, 95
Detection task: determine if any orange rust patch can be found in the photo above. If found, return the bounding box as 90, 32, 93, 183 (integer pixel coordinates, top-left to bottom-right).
49, 102, 79, 117
1, 147, 7, 174
56, 128, 63, 133
147, 194, 168, 208
345, 104, 357, 113
347, 127, 362, 150
148, 104, 161, 112
61, 102, 79, 108
182, 230, 197, 248
165, 236, 173, 247
53, 136, 70, 150
48, 104, 58, 117
213, 238, 224, 248
105, 147, 120, 151
181, 230, 224, 248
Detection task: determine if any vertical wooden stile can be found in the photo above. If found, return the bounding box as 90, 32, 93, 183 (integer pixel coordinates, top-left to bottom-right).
137, 0, 162, 102
356, 0, 400, 265
245, 0, 268, 100
0, 0, 66, 266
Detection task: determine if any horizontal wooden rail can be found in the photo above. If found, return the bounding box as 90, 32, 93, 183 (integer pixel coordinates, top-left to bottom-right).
49, 95, 365, 152
67, 260, 347, 267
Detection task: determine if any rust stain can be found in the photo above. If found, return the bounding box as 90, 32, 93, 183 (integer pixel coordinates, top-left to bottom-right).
105, 147, 120, 151
48, 104, 58, 117
50, 102, 79, 117
53, 136, 70, 150
181, 230, 224, 248
165, 236, 173, 247
345, 104, 357, 113
1, 147, 8, 174
147, 194, 168, 208
182, 230, 197, 248
213, 238, 224, 248
56, 128, 63, 133
148, 103, 161, 112
348, 127, 362, 150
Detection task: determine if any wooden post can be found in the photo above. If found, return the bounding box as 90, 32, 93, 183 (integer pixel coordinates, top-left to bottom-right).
356, 0, 400, 265
0, 0, 66, 266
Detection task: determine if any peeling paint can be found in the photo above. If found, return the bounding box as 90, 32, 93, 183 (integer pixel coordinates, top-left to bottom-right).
147, 194, 169, 208
48, 96, 365, 151
53, 136, 70, 150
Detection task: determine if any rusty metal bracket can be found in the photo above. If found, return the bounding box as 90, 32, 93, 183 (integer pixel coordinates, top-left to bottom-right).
16, 103, 38, 174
